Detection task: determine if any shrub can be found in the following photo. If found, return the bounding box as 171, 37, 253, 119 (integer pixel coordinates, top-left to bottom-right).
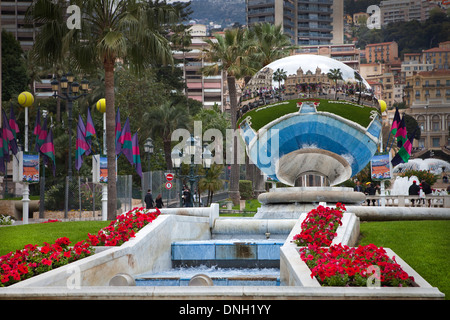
399, 169, 438, 186
239, 180, 253, 200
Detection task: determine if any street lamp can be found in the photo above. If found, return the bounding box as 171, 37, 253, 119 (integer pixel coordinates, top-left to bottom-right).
51, 73, 89, 216
144, 137, 154, 190
171, 135, 211, 207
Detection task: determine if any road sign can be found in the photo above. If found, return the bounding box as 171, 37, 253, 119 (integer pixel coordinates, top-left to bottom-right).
165, 182, 173, 190
165, 173, 174, 181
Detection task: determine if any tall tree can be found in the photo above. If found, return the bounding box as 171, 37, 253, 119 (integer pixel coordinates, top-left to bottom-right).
273, 68, 287, 90
1, 30, 29, 101
327, 68, 343, 99
27, 0, 177, 220
145, 100, 191, 170
202, 28, 256, 205
247, 22, 296, 69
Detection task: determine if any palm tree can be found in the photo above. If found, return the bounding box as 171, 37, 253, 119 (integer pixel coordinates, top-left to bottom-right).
327, 68, 343, 99
145, 100, 191, 170
247, 22, 296, 69
198, 164, 224, 207
202, 28, 257, 205
27, 0, 177, 220
273, 68, 287, 90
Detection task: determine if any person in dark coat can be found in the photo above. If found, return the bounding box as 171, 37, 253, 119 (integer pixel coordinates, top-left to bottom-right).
364, 182, 377, 206
408, 181, 420, 207
155, 193, 164, 209
421, 180, 432, 207
144, 189, 154, 209
354, 181, 364, 192
183, 188, 193, 207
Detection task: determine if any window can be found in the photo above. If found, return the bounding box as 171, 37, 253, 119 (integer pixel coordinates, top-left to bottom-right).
432, 137, 440, 147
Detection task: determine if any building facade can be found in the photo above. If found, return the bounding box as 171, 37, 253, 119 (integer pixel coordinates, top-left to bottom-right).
364, 41, 399, 64
404, 69, 450, 151
294, 43, 361, 71
246, 0, 344, 46
173, 28, 226, 110
379, 0, 438, 26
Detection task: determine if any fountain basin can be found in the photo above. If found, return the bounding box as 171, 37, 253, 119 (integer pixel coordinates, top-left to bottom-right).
171, 240, 283, 268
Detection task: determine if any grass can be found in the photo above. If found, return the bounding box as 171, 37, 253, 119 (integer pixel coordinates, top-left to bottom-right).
359, 220, 450, 299
238, 98, 378, 131
0, 221, 109, 256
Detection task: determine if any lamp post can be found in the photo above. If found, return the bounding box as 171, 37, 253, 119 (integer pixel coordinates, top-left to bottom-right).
144, 137, 154, 190
51, 73, 89, 217
171, 135, 211, 207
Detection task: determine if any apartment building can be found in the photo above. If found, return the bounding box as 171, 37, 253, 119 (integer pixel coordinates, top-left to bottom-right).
1, 0, 35, 50
379, 0, 436, 25
422, 41, 450, 70
172, 25, 227, 110
360, 62, 403, 108
246, 0, 344, 46
294, 43, 361, 71
404, 69, 450, 150
1, 0, 55, 97
365, 41, 399, 64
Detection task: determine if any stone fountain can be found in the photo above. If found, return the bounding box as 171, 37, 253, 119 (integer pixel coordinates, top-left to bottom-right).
238, 55, 381, 218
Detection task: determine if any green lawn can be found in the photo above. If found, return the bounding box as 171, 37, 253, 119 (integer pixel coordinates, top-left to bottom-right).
238, 98, 378, 131
0, 221, 109, 256
359, 220, 450, 299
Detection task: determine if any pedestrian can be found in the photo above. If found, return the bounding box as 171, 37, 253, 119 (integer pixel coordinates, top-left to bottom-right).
421, 180, 432, 207
183, 188, 193, 207
364, 182, 377, 206
155, 193, 164, 209
354, 180, 364, 192
144, 189, 154, 209
408, 181, 420, 207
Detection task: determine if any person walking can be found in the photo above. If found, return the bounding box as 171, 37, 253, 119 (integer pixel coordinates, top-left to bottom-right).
408, 181, 420, 207
421, 180, 432, 207
183, 188, 193, 207
144, 189, 154, 209
155, 193, 164, 209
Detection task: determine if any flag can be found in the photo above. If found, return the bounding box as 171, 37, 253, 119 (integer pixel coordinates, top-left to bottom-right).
9, 105, 20, 139
391, 128, 418, 167
0, 131, 5, 173
35, 117, 48, 153
75, 122, 90, 171
132, 132, 142, 177
118, 117, 133, 165
115, 108, 122, 155
86, 108, 96, 140
85, 108, 96, 156
40, 128, 56, 176
395, 113, 407, 148
390, 108, 401, 136
33, 108, 42, 152
2, 109, 19, 155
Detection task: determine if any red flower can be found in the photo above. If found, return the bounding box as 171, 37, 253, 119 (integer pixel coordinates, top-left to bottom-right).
41, 258, 52, 266
40, 246, 50, 254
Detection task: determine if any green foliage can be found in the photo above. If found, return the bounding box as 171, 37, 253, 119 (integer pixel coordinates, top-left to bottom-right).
239, 180, 253, 200
1, 30, 29, 101
399, 170, 439, 186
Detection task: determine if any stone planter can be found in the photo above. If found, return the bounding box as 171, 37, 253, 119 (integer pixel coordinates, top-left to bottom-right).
279, 211, 445, 299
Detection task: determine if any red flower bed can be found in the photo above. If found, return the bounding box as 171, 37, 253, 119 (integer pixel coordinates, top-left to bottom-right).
87, 207, 160, 247
0, 207, 160, 287
300, 243, 415, 287
293, 204, 414, 287
292, 203, 345, 247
